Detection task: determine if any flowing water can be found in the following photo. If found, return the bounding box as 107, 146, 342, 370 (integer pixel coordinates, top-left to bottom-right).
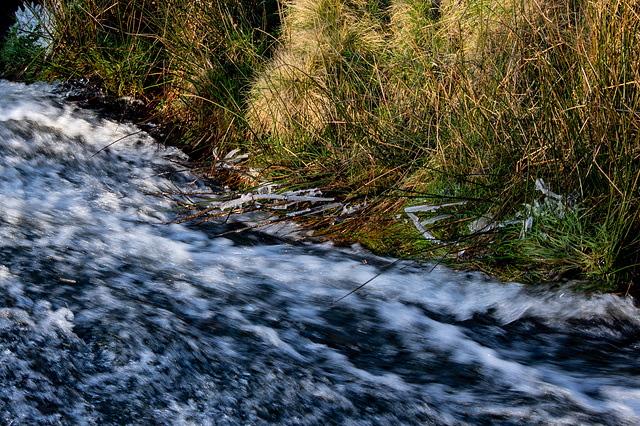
1, 80, 640, 425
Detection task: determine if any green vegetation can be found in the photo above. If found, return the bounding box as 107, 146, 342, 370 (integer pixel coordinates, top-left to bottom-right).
3, 0, 640, 294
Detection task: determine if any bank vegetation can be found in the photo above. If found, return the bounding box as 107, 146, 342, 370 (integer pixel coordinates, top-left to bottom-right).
2, 0, 640, 294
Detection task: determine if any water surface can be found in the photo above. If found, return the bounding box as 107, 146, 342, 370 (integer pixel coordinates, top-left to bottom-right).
1, 80, 640, 425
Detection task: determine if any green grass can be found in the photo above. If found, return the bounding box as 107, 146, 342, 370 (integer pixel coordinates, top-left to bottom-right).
4, 0, 639, 294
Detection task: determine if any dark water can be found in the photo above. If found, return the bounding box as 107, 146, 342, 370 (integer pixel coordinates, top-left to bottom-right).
1, 80, 640, 425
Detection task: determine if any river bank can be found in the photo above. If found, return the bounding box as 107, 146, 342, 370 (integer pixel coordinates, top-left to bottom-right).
2, 0, 639, 295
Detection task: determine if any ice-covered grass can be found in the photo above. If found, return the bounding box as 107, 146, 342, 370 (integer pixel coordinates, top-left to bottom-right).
12, 2, 54, 51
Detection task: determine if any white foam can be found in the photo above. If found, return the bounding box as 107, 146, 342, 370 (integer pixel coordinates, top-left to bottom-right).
1, 80, 640, 424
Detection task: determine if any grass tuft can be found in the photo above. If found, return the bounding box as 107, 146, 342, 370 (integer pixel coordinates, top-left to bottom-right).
4, 0, 640, 294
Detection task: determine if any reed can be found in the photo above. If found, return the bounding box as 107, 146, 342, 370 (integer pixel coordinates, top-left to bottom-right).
4, 0, 639, 292
36, 0, 166, 99
155, 0, 280, 159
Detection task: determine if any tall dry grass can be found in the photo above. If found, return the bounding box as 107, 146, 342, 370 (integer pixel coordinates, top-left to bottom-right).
156, 0, 279, 157
6, 0, 638, 290
244, 0, 640, 289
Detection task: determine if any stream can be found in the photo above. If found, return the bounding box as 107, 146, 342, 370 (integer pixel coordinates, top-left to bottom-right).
1, 80, 640, 425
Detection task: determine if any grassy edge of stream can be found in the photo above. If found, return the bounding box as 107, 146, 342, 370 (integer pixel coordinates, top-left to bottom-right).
2, 0, 640, 296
